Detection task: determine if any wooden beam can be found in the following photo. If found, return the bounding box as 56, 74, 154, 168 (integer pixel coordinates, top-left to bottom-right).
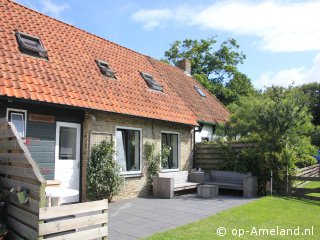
39, 200, 108, 219
290, 176, 320, 181
0, 128, 16, 139
0, 165, 37, 180
0, 176, 41, 196
0, 153, 29, 162
38, 213, 108, 236
7, 204, 39, 228
8, 216, 38, 240
43, 226, 108, 240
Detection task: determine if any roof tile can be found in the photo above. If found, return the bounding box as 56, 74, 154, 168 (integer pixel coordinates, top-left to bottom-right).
0, 0, 227, 126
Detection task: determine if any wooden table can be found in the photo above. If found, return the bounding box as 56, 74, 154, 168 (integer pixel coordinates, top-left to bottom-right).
45, 186, 79, 206
197, 184, 218, 198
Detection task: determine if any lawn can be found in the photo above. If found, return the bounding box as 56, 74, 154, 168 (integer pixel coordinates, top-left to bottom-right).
302, 181, 320, 198
144, 197, 320, 240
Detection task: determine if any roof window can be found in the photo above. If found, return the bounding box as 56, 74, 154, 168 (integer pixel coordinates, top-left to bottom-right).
140, 72, 163, 91
16, 31, 48, 59
96, 60, 116, 78
194, 86, 206, 97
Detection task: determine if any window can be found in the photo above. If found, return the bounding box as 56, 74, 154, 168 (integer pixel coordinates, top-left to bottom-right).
161, 132, 179, 170
6, 109, 27, 138
140, 72, 163, 91
116, 128, 141, 173
16, 31, 48, 59
194, 86, 206, 97
96, 60, 116, 78
59, 127, 77, 160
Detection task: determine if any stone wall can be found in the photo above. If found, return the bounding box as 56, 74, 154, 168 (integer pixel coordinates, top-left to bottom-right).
82, 111, 194, 201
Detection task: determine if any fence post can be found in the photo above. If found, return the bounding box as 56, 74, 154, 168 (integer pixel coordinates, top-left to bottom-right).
288, 177, 292, 196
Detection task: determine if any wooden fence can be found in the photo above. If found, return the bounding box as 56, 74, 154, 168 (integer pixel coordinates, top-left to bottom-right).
38, 200, 108, 239
0, 118, 46, 239
195, 143, 255, 171
0, 118, 108, 239
290, 164, 320, 182
289, 164, 320, 197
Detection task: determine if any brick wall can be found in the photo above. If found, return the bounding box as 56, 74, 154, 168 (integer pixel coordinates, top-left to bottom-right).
82, 111, 194, 201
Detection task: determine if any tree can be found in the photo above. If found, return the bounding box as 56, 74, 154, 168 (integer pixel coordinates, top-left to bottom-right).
86, 140, 124, 201
218, 86, 317, 194
298, 82, 320, 126
163, 37, 256, 105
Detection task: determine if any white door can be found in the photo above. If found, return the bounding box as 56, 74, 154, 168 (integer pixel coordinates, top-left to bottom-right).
55, 122, 81, 203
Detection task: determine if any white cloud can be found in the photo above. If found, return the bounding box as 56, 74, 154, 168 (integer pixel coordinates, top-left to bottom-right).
40, 0, 69, 19
131, 9, 173, 31
15, 0, 68, 19
255, 53, 320, 89
131, 1, 320, 52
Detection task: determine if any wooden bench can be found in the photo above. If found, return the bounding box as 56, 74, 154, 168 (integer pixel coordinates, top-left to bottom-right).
153, 171, 200, 198
205, 170, 257, 198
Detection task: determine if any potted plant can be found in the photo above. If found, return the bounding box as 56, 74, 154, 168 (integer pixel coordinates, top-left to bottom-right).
12, 187, 29, 204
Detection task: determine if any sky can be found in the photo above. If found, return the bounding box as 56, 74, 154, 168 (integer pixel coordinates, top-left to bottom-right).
14, 0, 320, 90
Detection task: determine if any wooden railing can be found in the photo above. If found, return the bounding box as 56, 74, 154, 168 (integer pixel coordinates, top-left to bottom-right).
38, 200, 108, 239
288, 164, 320, 196
0, 118, 108, 239
195, 143, 255, 171
0, 118, 46, 239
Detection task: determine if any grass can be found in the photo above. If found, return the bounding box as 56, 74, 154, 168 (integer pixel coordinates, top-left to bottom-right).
302, 181, 320, 198
144, 197, 320, 240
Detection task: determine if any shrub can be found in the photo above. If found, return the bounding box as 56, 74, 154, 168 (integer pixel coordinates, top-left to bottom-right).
86, 140, 124, 201
216, 87, 317, 195
145, 142, 170, 188
311, 126, 320, 147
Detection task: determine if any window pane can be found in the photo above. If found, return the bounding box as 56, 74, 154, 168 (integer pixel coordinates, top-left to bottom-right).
161, 133, 179, 169
116, 129, 140, 172
129, 130, 140, 171
59, 127, 77, 160
171, 134, 178, 169
11, 113, 25, 137
116, 130, 127, 171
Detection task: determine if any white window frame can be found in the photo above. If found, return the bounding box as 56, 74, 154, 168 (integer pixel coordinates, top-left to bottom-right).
115, 126, 142, 176
6, 108, 27, 139
160, 131, 180, 172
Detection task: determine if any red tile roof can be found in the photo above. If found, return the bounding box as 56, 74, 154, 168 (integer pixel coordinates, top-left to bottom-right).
148, 58, 230, 124
0, 0, 228, 126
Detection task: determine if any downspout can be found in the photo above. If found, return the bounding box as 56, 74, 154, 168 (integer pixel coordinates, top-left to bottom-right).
193, 123, 204, 169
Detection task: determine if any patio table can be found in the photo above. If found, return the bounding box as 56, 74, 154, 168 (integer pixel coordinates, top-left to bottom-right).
45, 186, 79, 206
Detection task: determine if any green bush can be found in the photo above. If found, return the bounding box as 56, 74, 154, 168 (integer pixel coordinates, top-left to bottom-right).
86, 140, 124, 201
216, 87, 317, 195
311, 126, 320, 147
145, 142, 170, 188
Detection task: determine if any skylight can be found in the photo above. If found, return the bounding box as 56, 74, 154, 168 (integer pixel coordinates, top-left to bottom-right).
194, 86, 206, 97
140, 72, 163, 91
96, 60, 116, 78
16, 31, 48, 59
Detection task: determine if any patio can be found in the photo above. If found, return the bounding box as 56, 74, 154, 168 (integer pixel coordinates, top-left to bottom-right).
109, 194, 256, 240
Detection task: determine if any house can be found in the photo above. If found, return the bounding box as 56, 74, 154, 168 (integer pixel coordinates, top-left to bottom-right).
0, 0, 229, 202
149, 58, 230, 142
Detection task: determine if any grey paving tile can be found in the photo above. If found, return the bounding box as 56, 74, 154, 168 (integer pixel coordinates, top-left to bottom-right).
108, 194, 256, 240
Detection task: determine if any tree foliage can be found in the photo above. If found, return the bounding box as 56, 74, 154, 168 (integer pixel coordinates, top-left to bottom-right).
86, 140, 124, 201
145, 142, 171, 188
298, 82, 320, 126
216, 86, 317, 194
163, 37, 256, 105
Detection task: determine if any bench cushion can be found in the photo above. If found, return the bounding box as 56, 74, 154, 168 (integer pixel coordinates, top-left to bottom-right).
174, 182, 199, 191
206, 181, 243, 190
159, 171, 189, 183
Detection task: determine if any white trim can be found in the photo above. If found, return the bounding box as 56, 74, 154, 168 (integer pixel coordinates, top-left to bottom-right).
160, 131, 180, 172
115, 126, 143, 175
6, 108, 27, 138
